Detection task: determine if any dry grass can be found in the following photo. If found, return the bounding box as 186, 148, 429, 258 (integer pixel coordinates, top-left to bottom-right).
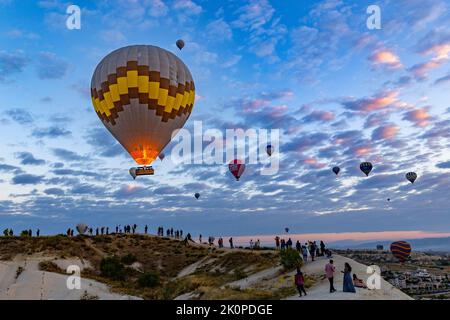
0, 234, 291, 300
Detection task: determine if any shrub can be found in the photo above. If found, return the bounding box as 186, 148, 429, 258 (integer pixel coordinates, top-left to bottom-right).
121, 253, 137, 265
138, 271, 160, 288
100, 256, 126, 280
280, 248, 303, 270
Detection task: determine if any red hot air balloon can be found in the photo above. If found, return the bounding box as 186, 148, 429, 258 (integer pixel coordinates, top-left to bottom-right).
229, 159, 245, 181
390, 241, 411, 262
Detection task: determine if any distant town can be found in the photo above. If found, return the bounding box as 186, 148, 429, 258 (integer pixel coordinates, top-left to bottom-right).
337, 248, 450, 299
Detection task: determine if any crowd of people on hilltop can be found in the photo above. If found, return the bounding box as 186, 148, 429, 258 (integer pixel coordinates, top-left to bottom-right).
2, 224, 369, 297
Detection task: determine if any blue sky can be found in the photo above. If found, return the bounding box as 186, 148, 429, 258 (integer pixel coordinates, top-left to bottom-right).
1, 0, 450, 237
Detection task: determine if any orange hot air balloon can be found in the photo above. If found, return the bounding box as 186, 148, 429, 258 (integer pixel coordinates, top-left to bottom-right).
90, 45, 195, 175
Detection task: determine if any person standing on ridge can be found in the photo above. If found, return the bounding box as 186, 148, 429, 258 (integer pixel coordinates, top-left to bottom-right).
295, 267, 307, 297
325, 259, 336, 293
275, 236, 280, 250
342, 262, 356, 293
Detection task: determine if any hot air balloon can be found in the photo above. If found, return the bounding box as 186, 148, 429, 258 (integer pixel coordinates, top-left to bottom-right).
406, 172, 417, 184
90, 45, 195, 179
360, 162, 373, 176
390, 241, 411, 262
194, 192, 200, 199
158, 153, 165, 161
76, 223, 88, 235
176, 39, 185, 50
266, 144, 273, 156
387, 198, 391, 202
332, 166, 340, 175
285, 227, 289, 233
229, 159, 245, 181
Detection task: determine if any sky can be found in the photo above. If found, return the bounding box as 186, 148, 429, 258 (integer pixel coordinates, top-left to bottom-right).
1, 0, 450, 239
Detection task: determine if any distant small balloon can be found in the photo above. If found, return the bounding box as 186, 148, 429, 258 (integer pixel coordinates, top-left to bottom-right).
266, 145, 273, 156
159, 153, 165, 161
195, 192, 200, 199
405, 172, 417, 184
285, 227, 289, 233
229, 159, 245, 181
360, 162, 373, 176
332, 166, 340, 175
176, 39, 185, 50
387, 198, 391, 202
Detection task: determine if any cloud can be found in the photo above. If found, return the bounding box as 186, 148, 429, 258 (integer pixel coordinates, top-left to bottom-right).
0, 50, 29, 80
436, 161, 450, 169
172, 0, 202, 15
221, 55, 241, 68
4, 108, 33, 125
371, 124, 400, 140
0, 164, 23, 174
99, 30, 126, 44
434, 72, 450, 85
32, 126, 71, 138
368, 50, 402, 69
84, 127, 124, 158
36, 52, 68, 80
402, 107, 431, 127
11, 174, 44, 185
342, 91, 399, 113
206, 19, 232, 41
4, 28, 39, 40
15, 152, 45, 165
148, 0, 168, 17
302, 110, 335, 123
51, 169, 99, 178
51, 148, 87, 162
44, 187, 65, 196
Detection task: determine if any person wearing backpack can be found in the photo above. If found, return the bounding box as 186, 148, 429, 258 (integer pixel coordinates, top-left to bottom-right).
295, 267, 307, 297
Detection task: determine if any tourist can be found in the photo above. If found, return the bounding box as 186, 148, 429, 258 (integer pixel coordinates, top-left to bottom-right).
302, 245, 308, 262
325, 259, 336, 293
320, 240, 326, 256
295, 267, 307, 297
342, 263, 356, 293
353, 274, 367, 289
229, 237, 234, 248
275, 236, 280, 250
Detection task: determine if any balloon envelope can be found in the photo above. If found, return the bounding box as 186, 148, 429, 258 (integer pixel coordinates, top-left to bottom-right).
176, 39, 185, 50
285, 227, 289, 233
76, 223, 88, 235
229, 159, 245, 181
266, 145, 273, 156
390, 241, 411, 262
158, 153, 165, 161
332, 166, 340, 175
360, 162, 373, 176
406, 172, 417, 184
195, 192, 200, 199
90, 45, 195, 166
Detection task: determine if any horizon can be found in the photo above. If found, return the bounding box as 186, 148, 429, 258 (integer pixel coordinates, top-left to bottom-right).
1, 1, 450, 239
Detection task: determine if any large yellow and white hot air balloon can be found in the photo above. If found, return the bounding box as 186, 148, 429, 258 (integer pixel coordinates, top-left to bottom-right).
90, 45, 195, 178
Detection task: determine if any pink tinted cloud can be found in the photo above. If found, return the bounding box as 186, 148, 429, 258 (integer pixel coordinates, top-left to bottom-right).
343, 91, 399, 112
369, 49, 402, 69
303, 110, 335, 122
403, 107, 432, 127
372, 124, 400, 140
302, 157, 326, 169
